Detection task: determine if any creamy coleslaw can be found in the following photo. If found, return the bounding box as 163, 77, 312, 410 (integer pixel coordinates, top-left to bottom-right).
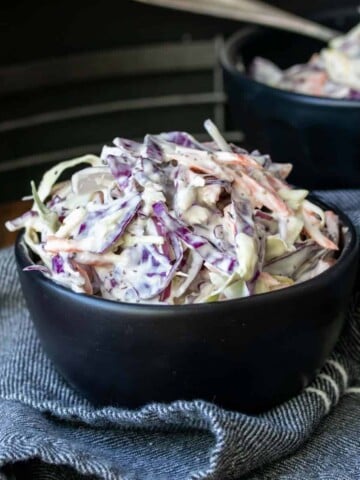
6, 120, 341, 304
251, 23, 360, 99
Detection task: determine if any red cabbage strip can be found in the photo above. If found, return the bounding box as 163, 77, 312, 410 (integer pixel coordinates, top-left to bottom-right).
77, 195, 141, 253
99, 196, 141, 253
154, 215, 200, 300
117, 234, 183, 300
152, 218, 185, 300
153, 202, 237, 275
133, 157, 164, 188
201, 141, 222, 152
113, 137, 143, 158
349, 89, 360, 100
194, 223, 234, 255
135, 246, 172, 299
52, 254, 64, 274
231, 195, 255, 237
102, 138, 143, 170
159, 283, 172, 302
152, 216, 171, 258
248, 149, 272, 169
144, 135, 164, 163
172, 249, 204, 299
101, 146, 136, 168
100, 145, 123, 161
47, 195, 64, 209
159, 131, 210, 151
204, 177, 231, 190
230, 143, 252, 156
77, 196, 137, 230
106, 155, 133, 189
156, 233, 183, 300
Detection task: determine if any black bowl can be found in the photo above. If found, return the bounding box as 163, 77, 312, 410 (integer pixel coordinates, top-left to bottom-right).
221, 8, 360, 190
15, 199, 359, 413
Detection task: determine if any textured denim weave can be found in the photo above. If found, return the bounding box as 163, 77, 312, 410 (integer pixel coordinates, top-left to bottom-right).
0, 190, 359, 480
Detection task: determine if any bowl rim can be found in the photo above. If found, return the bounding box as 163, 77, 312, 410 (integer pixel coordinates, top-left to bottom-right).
220, 26, 360, 108
15, 196, 359, 313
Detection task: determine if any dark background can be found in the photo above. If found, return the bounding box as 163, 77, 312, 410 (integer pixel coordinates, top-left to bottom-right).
0, 0, 358, 64
0, 0, 359, 203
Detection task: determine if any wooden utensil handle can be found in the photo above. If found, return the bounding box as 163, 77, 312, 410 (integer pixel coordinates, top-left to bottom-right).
135, 0, 340, 42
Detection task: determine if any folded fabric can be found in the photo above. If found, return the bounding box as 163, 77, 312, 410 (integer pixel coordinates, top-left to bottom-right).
0, 189, 359, 480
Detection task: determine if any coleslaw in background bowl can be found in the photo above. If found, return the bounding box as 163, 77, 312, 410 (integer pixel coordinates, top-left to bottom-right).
251, 23, 360, 99
221, 7, 360, 190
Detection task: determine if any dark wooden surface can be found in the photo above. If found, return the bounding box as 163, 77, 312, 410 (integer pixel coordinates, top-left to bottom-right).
0, 200, 31, 248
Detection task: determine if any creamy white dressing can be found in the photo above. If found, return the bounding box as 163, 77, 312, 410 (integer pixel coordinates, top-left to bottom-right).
8, 122, 340, 304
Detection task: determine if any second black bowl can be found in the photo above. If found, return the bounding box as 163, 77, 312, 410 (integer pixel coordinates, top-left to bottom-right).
221, 8, 360, 190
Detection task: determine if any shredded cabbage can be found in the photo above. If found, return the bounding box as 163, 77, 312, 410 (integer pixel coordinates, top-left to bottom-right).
6, 120, 340, 304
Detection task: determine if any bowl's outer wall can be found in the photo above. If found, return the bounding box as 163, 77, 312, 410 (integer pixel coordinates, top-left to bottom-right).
222, 9, 360, 190
15, 221, 359, 413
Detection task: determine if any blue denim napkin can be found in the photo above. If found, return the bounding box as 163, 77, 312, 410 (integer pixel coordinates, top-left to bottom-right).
0, 190, 359, 480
